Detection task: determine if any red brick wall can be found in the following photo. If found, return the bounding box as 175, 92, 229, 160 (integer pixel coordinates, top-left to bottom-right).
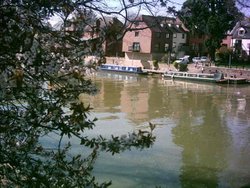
122, 22, 152, 53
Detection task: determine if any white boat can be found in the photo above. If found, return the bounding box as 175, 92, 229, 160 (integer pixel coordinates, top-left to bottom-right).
162, 71, 228, 84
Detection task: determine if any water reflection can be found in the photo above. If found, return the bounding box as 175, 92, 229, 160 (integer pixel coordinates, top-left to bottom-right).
81, 72, 250, 187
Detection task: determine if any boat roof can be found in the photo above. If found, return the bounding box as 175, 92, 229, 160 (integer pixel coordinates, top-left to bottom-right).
102, 64, 142, 68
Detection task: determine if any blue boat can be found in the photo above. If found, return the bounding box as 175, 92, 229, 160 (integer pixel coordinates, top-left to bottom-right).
99, 64, 148, 75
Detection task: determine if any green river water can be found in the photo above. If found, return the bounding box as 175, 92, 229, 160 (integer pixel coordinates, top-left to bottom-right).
78, 72, 250, 188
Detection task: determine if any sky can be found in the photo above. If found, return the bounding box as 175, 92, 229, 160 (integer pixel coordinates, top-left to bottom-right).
49, 0, 249, 27
106, 0, 186, 17
49, 0, 186, 26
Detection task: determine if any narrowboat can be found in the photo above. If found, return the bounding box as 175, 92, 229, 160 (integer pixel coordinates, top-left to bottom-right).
99, 64, 148, 75
162, 71, 228, 84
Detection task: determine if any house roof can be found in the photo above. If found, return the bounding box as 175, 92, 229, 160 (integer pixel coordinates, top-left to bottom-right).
231, 20, 250, 39
137, 15, 187, 34
84, 16, 123, 32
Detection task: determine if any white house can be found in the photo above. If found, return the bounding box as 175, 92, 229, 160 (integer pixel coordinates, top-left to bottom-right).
169, 24, 188, 58
230, 20, 250, 56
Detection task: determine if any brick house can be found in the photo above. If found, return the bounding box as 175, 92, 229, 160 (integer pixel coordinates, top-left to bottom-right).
122, 15, 188, 68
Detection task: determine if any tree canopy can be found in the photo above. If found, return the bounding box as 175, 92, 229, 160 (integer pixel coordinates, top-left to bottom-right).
177, 0, 244, 59
0, 0, 161, 187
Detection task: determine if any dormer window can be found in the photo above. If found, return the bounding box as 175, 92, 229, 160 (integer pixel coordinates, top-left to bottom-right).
238, 27, 245, 36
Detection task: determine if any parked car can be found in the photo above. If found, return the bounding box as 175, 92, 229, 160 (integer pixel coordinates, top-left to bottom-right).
192, 57, 201, 64
200, 56, 211, 66
174, 56, 190, 64
174, 57, 189, 64
200, 56, 209, 63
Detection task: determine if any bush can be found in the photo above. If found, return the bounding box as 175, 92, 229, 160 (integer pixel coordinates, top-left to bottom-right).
173, 61, 179, 69
215, 46, 233, 65
153, 60, 159, 70
173, 61, 188, 71
179, 63, 188, 71
161, 54, 169, 64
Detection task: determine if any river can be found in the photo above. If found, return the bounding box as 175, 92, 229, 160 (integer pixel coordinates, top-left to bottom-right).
79, 71, 250, 188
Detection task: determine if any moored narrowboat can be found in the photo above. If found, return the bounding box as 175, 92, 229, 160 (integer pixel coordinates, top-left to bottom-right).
162, 71, 228, 84
99, 64, 148, 75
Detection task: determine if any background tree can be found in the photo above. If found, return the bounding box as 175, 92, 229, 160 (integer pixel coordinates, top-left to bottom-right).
215, 46, 233, 65
0, 0, 165, 187
177, 0, 243, 60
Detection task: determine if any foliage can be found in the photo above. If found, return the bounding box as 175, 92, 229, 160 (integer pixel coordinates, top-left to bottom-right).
0, 0, 158, 187
215, 45, 249, 65
153, 60, 159, 70
173, 61, 179, 70
178, 0, 243, 60
215, 46, 233, 65
173, 61, 188, 72
179, 63, 188, 72
161, 54, 169, 64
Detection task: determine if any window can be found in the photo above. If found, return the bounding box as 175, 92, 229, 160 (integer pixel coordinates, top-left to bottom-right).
238, 28, 245, 36
135, 31, 139, 37
164, 43, 169, 52
133, 42, 140, 52
156, 32, 161, 38
154, 43, 160, 52
173, 42, 176, 48
235, 40, 242, 48
182, 34, 185, 39
166, 33, 170, 38
173, 33, 177, 38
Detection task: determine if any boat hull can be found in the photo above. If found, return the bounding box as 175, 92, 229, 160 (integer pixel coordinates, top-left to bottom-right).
228, 78, 248, 84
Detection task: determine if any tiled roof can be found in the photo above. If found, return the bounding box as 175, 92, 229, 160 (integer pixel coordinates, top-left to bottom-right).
84, 16, 122, 32
231, 20, 250, 39
139, 15, 186, 33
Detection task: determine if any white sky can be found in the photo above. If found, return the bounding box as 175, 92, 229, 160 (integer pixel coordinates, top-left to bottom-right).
49, 0, 250, 26
105, 0, 185, 16
49, 0, 186, 26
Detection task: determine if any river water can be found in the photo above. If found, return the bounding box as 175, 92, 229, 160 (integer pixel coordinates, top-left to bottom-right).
79, 72, 250, 188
